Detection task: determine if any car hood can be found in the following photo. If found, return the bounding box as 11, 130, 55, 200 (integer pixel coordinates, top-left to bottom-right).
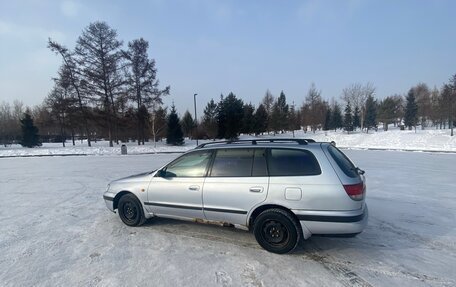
112, 171, 154, 183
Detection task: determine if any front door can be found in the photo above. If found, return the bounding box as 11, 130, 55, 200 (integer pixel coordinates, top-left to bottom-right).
146, 150, 213, 219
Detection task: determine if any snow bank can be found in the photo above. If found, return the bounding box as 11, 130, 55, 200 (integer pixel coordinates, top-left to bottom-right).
1, 128, 455, 157
0, 140, 195, 157
295, 128, 456, 152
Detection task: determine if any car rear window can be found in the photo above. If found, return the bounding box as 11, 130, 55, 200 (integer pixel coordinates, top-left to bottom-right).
327, 145, 358, 178
267, 148, 321, 176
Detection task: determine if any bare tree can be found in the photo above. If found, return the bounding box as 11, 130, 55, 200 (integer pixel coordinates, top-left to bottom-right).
430, 87, 443, 129
441, 76, 456, 136
45, 67, 79, 146
150, 104, 167, 147
75, 21, 124, 147
342, 82, 375, 131
412, 83, 432, 129
0, 102, 17, 145
304, 83, 327, 132
48, 39, 92, 146
261, 90, 274, 133
448, 74, 456, 136
123, 38, 170, 145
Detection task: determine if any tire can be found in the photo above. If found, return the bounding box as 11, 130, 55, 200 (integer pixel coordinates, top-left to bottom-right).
118, 193, 146, 226
253, 209, 301, 254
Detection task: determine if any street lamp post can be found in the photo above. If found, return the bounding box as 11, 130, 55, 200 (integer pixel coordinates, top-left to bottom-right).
193, 93, 198, 146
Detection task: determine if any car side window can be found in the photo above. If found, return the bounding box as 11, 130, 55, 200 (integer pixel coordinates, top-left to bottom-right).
268, 148, 321, 176
209, 148, 253, 177
327, 145, 358, 178
163, 150, 212, 177
209, 148, 268, 177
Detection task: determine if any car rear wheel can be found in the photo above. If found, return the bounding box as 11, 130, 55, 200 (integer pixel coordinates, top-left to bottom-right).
253, 209, 301, 254
118, 193, 146, 226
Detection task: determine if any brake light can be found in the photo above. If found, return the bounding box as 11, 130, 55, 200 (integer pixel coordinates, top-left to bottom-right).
343, 182, 365, 201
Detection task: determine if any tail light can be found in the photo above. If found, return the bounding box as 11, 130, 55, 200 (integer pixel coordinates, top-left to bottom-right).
343, 182, 365, 201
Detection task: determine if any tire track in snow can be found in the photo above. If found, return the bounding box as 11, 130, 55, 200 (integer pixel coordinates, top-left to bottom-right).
371, 218, 456, 252
149, 225, 259, 249
301, 244, 373, 287
145, 222, 372, 286
303, 242, 455, 286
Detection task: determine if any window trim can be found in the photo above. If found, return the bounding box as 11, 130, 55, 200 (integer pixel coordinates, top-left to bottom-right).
266, 148, 322, 177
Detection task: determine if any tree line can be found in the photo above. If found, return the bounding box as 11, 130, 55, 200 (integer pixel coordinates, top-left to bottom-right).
0, 21, 455, 147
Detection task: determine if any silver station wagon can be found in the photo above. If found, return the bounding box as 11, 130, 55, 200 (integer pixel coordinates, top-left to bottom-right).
103, 139, 368, 254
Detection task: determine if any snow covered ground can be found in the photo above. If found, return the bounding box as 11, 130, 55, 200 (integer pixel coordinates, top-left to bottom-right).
0, 150, 455, 286
1, 128, 455, 157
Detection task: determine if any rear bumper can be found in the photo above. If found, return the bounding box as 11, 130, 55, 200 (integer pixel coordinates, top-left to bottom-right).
103, 193, 115, 213
293, 204, 368, 239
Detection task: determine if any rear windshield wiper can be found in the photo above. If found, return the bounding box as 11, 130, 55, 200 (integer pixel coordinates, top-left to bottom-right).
352, 167, 365, 175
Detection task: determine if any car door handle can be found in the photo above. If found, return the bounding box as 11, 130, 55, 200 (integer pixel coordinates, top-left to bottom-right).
249, 187, 263, 193
188, 185, 200, 191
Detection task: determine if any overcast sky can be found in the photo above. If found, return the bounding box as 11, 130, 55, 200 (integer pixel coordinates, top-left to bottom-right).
1, 0, 455, 116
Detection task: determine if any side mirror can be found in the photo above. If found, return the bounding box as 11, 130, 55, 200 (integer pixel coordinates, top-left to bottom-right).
157, 169, 167, 177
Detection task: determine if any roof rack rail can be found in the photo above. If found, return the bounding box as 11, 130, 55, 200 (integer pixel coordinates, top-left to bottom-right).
196, 138, 315, 149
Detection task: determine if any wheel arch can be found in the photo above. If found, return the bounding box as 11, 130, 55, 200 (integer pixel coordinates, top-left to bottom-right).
113, 190, 137, 210
248, 204, 300, 230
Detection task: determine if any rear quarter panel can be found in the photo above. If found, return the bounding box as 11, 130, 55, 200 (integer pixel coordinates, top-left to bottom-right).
266, 146, 363, 211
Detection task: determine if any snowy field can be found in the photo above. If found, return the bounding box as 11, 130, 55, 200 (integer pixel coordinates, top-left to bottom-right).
1, 128, 455, 157
1, 150, 455, 286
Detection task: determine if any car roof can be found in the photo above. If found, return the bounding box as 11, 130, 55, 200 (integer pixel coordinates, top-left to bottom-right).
194, 139, 330, 151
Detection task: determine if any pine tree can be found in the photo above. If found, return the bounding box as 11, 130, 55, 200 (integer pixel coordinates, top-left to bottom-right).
288, 104, 301, 137
270, 102, 281, 134
241, 103, 255, 135
202, 99, 218, 140
377, 97, 396, 131
353, 106, 360, 130
166, 104, 184, 145
180, 110, 195, 138
276, 91, 289, 131
365, 95, 377, 133
343, 102, 353, 133
323, 108, 332, 131
331, 104, 343, 132
404, 89, 418, 130
262, 90, 274, 133
216, 95, 226, 139
253, 104, 268, 135
20, 112, 41, 147
222, 92, 244, 139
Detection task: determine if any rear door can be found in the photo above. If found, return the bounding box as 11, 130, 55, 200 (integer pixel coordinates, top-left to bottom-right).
202, 148, 269, 226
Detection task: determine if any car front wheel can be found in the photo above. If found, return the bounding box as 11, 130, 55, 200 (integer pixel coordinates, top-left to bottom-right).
253, 209, 301, 254
118, 193, 146, 226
